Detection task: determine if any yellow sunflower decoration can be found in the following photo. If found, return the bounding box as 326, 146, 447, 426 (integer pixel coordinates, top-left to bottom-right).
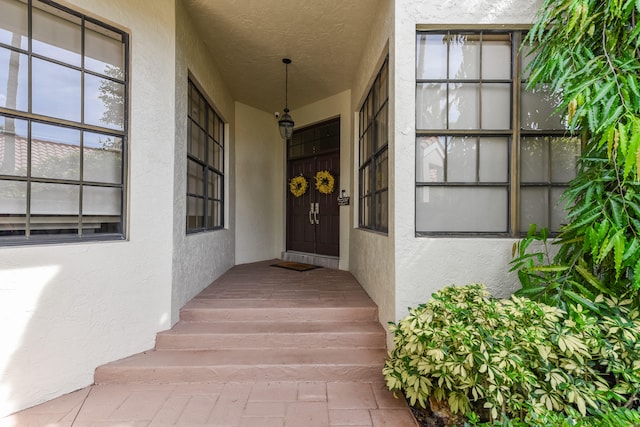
289, 175, 308, 198
314, 170, 335, 195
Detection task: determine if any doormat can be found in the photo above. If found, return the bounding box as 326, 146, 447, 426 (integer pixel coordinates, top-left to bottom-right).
270, 261, 321, 272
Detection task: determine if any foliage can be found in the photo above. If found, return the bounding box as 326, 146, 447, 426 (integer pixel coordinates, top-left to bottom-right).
516, 0, 640, 304
465, 406, 640, 427
526, 0, 640, 177
383, 284, 640, 423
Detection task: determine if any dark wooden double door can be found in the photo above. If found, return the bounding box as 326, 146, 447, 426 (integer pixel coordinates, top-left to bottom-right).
286, 119, 340, 257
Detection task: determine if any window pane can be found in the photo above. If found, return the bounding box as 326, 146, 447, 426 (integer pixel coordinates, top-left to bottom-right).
187, 159, 204, 196
520, 187, 548, 232
377, 61, 388, 109
360, 195, 372, 227
375, 149, 388, 190
520, 43, 535, 80
481, 83, 510, 129
374, 104, 388, 150
208, 171, 221, 200
188, 121, 206, 161
447, 137, 476, 182
32, 58, 81, 122
0, 0, 28, 48
32, 2, 81, 66
84, 73, 125, 130
187, 195, 203, 229
0, 115, 28, 176
520, 137, 549, 182
551, 137, 580, 182
31, 182, 79, 216
416, 33, 447, 79
449, 34, 479, 79
189, 86, 202, 125
376, 190, 388, 229
449, 83, 479, 129
416, 83, 446, 129
482, 35, 511, 79
416, 186, 507, 232
85, 22, 125, 76
416, 136, 445, 183
521, 84, 565, 130
31, 122, 81, 180
479, 138, 508, 182
83, 185, 120, 215
83, 132, 122, 184
361, 164, 372, 196
551, 187, 569, 231
0, 179, 26, 235
0, 47, 28, 111
360, 130, 373, 163
207, 200, 221, 228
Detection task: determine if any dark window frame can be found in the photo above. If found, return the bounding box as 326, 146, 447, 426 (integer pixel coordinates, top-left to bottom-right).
415, 30, 579, 237
186, 78, 224, 233
358, 57, 389, 233
0, 0, 129, 245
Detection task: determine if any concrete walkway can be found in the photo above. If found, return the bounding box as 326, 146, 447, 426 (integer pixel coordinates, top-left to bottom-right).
1, 260, 417, 426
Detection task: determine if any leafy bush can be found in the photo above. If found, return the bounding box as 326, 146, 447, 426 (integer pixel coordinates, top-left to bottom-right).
517, 0, 640, 305
383, 284, 640, 423
466, 407, 640, 427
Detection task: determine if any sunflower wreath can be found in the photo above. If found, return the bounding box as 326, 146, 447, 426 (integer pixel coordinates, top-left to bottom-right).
289, 175, 308, 198
314, 170, 335, 195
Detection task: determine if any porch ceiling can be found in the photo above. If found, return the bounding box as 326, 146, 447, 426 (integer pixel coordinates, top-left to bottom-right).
182, 0, 382, 114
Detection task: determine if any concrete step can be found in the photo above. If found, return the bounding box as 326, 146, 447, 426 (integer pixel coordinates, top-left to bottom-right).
94, 348, 388, 383
180, 298, 379, 322
155, 320, 386, 350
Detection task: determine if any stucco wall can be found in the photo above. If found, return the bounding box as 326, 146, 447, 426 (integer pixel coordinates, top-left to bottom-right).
349, 0, 395, 345
393, 0, 544, 321
171, 0, 236, 324
0, 0, 177, 416
235, 103, 283, 264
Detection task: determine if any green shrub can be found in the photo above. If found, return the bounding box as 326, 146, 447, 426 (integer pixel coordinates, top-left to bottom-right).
383, 284, 640, 423
466, 407, 640, 427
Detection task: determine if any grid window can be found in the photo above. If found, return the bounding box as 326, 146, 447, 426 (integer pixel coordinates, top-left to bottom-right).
415, 31, 579, 235
187, 79, 224, 232
359, 58, 388, 232
0, 0, 128, 244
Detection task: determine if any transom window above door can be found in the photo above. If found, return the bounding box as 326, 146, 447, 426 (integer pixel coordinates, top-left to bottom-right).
415, 30, 580, 236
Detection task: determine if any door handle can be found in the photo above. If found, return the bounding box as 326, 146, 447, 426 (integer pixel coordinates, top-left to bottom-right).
309, 203, 314, 225
314, 203, 319, 224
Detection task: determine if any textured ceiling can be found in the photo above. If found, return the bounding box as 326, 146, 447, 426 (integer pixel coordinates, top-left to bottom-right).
182, 0, 381, 114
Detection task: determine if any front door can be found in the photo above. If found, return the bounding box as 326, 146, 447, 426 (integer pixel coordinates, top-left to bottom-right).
286, 118, 340, 257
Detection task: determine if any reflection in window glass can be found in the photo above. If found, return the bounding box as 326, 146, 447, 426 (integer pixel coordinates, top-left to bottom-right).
416, 186, 508, 232
416, 30, 580, 235
83, 132, 122, 184
359, 58, 389, 232
519, 136, 580, 232
0, 48, 28, 111
0, 0, 28, 48
84, 73, 125, 130
32, 58, 81, 122
187, 79, 225, 232
0, 0, 128, 243
32, 2, 82, 66
85, 23, 125, 75
31, 122, 81, 180
0, 115, 28, 177
0, 180, 26, 236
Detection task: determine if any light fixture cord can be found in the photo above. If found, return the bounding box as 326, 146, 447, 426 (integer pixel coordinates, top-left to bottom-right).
285, 62, 289, 111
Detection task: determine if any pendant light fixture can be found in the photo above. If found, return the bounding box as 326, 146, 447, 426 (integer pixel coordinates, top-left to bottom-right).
278, 58, 294, 140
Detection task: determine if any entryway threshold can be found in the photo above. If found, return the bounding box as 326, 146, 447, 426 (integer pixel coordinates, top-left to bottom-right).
282, 251, 339, 269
